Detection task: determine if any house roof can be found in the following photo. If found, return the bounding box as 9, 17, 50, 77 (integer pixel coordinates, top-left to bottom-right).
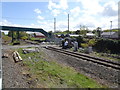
101, 32, 116, 36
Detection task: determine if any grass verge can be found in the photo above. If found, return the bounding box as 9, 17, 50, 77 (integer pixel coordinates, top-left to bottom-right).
18, 48, 105, 88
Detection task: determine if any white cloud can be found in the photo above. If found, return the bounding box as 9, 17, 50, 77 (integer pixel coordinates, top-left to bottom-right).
37, 20, 53, 31
0, 19, 54, 32
48, 0, 68, 10
37, 15, 44, 20
78, 15, 118, 30
57, 21, 67, 29
1, 0, 118, 32
70, 6, 81, 17
0, 20, 22, 34
51, 9, 61, 16
0, 19, 22, 27
68, 0, 118, 30
77, 0, 104, 16
37, 20, 48, 25
0, 20, 12, 26
102, 1, 118, 16
48, 0, 68, 16
59, 0, 68, 10
100, 16, 118, 29
34, 8, 41, 14
118, 1, 120, 28
63, 11, 68, 15
48, 0, 60, 10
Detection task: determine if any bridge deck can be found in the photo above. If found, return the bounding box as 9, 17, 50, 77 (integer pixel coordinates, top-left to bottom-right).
0, 26, 48, 36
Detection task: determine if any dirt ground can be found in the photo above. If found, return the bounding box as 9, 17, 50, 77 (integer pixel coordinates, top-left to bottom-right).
2, 45, 119, 88
2, 46, 57, 88
2, 49, 30, 88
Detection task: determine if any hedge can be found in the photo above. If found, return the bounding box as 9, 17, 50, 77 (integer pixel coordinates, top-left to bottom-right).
93, 39, 120, 54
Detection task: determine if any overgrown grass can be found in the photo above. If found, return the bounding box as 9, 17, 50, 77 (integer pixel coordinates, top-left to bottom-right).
90, 52, 120, 61
18, 48, 105, 88
30, 37, 46, 41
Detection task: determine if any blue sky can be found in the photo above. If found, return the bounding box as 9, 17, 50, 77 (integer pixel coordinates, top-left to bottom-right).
1, 0, 119, 32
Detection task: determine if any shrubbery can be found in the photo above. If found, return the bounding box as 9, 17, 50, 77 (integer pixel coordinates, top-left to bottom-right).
93, 39, 120, 54
81, 39, 96, 48
12, 40, 20, 45
2, 35, 12, 43
75, 36, 85, 47
21, 36, 28, 40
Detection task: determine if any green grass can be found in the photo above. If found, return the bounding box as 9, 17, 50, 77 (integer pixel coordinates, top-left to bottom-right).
90, 52, 120, 61
18, 48, 105, 88
30, 37, 46, 41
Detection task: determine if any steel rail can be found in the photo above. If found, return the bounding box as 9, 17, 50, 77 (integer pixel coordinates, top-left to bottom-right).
46, 46, 120, 70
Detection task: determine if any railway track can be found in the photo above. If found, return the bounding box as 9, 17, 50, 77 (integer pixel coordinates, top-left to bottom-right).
46, 46, 120, 71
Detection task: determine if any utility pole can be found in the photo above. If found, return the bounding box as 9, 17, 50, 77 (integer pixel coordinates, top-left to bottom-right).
110, 21, 112, 38
54, 18, 56, 33
80, 25, 81, 30
68, 14, 69, 32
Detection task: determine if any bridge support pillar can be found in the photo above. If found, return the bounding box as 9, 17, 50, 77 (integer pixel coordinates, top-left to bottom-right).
12, 31, 14, 43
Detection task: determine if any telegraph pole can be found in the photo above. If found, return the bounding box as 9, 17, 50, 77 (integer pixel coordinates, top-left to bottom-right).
68, 14, 69, 32
54, 18, 56, 33
110, 21, 112, 38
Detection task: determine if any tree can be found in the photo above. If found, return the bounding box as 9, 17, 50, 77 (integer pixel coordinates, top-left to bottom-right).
79, 25, 89, 36
48, 31, 53, 33
92, 29, 97, 34
2, 32, 5, 36
2, 35, 12, 44
88, 39, 96, 46
96, 27, 102, 37
8, 31, 17, 39
19, 31, 28, 38
80, 25, 88, 31
75, 30, 80, 34
8, 31, 28, 40
80, 30, 89, 36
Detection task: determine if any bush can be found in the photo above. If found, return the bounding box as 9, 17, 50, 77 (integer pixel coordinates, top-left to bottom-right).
75, 36, 84, 47
21, 36, 28, 40
93, 39, 120, 54
12, 40, 20, 45
2, 35, 12, 43
88, 39, 96, 46
81, 43, 89, 48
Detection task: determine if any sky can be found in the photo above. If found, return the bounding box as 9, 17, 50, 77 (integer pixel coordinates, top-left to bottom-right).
0, 0, 119, 33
